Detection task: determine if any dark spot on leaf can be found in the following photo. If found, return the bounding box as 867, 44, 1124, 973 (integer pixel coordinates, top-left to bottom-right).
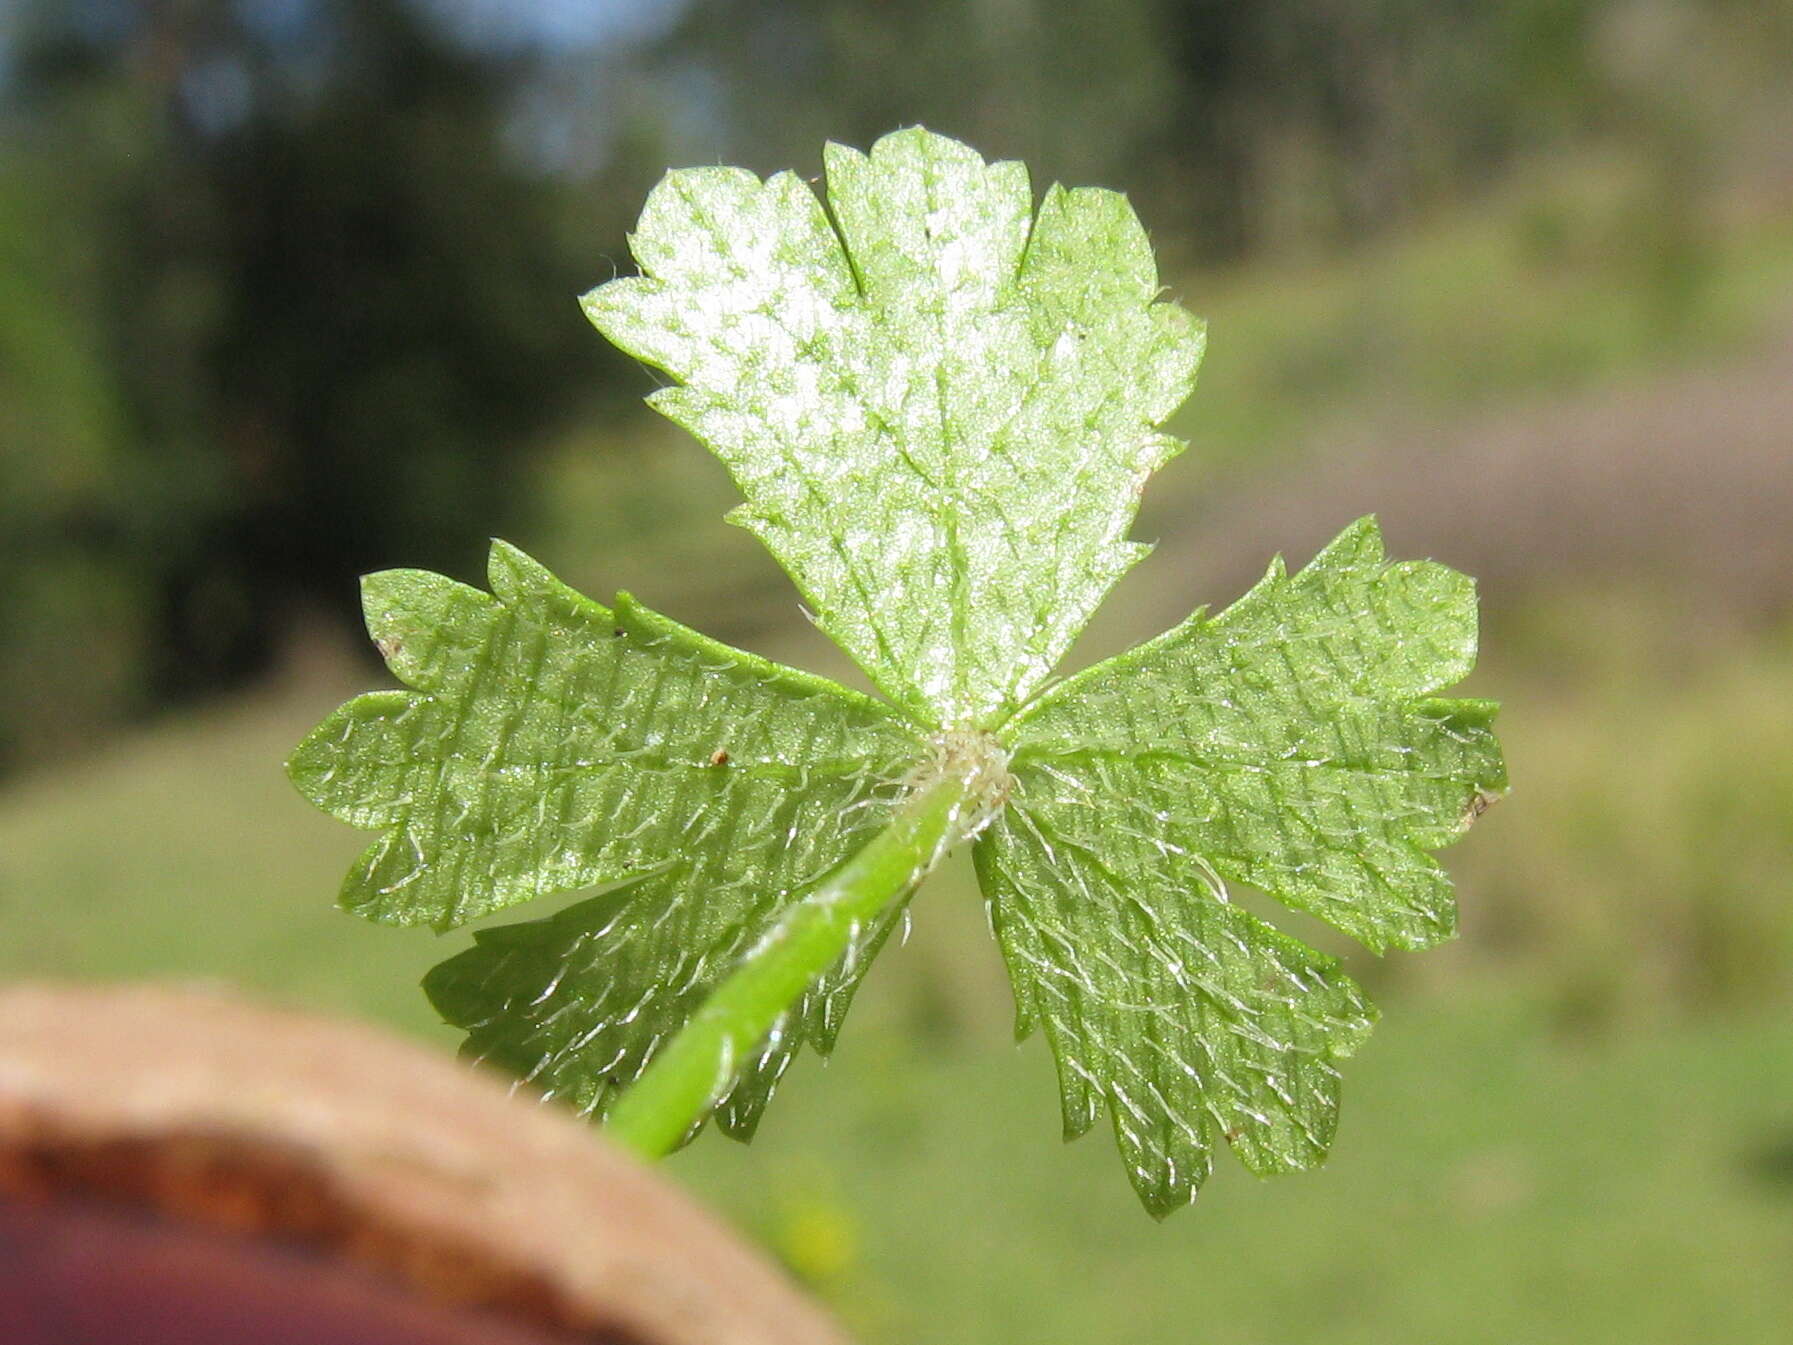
612, 628, 626, 638
1462, 788, 1501, 829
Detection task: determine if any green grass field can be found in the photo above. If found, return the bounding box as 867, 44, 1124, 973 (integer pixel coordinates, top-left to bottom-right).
683, 984, 1793, 1345
2, 603, 1789, 1344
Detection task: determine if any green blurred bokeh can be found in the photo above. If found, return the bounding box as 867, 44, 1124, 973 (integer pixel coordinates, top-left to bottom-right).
2, 2, 1791, 1340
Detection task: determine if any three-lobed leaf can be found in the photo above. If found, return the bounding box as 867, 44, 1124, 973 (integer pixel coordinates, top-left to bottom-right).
290, 127, 1504, 1214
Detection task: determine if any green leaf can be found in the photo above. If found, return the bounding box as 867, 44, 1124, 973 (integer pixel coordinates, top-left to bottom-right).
978, 518, 1505, 1213
422, 867, 911, 1140
291, 129, 1505, 1211
582, 126, 1205, 728
290, 541, 918, 929
288, 541, 920, 1128
976, 825, 1376, 1217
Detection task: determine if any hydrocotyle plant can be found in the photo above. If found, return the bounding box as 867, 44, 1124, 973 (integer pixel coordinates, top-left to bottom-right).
289, 127, 1506, 1217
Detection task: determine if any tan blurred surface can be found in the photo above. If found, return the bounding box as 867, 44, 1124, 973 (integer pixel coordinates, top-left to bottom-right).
0, 982, 848, 1345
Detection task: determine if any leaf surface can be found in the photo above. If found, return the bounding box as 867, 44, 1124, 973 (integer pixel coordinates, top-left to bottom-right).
422, 866, 912, 1139
979, 518, 1505, 1211
289, 542, 919, 1131
582, 126, 1205, 727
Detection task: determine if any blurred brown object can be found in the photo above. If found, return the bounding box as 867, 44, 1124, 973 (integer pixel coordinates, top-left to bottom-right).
0, 982, 848, 1345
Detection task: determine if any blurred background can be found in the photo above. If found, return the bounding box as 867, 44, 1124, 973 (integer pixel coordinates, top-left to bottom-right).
2, 0, 1790, 1340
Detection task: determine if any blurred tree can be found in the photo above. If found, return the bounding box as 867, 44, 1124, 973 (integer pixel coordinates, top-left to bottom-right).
659, 0, 1750, 263
0, 0, 1776, 774
658, 0, 1178, 194
2, 0, 609, 765
0, 145, 144, 768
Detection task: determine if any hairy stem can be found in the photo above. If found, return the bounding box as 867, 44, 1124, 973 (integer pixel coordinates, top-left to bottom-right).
603, 768, 979, 1157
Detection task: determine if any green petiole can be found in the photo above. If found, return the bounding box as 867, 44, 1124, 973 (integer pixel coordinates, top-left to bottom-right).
603, 766, 980, 1157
